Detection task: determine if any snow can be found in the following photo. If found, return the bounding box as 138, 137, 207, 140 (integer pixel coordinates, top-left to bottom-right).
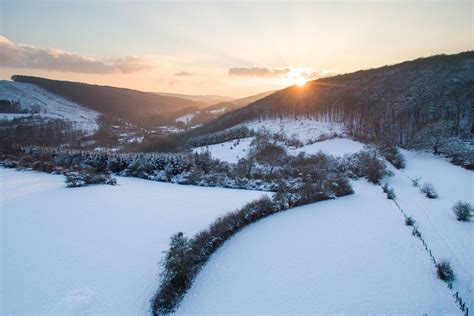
175, 113, 195, 124
0, 113, 33, 120
0, 80, 99, 134
193, 137, 254, 163
178, 180, 458, 314
240, 118, 345, 143
193, 137, 364, 163
208, 107, 225, 115
385, 149, 474, 310
0, 168, 264, 315
293, 137, 365, 156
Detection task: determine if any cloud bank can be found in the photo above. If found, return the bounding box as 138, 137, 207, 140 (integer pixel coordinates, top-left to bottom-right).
175, 71, 192, 76
228, 67, 291, 77
0, 36, 152, 74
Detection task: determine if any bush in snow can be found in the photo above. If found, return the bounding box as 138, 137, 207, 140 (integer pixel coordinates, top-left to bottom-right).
346, 148, 390, 184
420, 183, 438, 199
436, 260, 455, 284
382, 183, 396, 200
377, 142, 405, 169
452, 201, 472, 222
411, 177, 421, 187
65, 171, 117, 187
405, 216, 415, 226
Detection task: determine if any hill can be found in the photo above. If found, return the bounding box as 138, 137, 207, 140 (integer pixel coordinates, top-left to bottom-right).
153, 92, 233, 107
191, 52, 473, 165
11, 75, 204, 128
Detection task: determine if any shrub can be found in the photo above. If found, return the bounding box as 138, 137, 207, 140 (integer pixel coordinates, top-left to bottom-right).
452, 201, 472, 221
436, 260, 455, 283
65, 171, 117, 187
378, 143, 406, 169
420, 183, 438, 199
405, 216, 415, 226
348, 148, 390, 184
382, 183, 396, 200
411, 177, 421, 187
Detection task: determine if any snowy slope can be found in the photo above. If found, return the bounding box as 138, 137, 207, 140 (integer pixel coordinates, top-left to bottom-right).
240, 118, 345, 143
178, 181, 458, 314
175, 113, 195, 124
193, 137, 364, 163
193, 137, 254, 163
0, 168, 264, 315
0, 80, 99, 134
386, 150, 474, 310
293, 137, 365, 156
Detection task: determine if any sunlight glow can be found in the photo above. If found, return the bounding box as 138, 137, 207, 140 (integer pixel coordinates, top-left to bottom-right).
295, 77, 307, 86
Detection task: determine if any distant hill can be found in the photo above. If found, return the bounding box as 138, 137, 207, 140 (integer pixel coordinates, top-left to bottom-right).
204, 90, 276, 113
193, 52, 473, 165
153, 92, 233, 107
11, 75, 204, 127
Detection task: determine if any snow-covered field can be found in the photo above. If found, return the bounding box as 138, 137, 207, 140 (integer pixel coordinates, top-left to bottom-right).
240, 118, 345, 143
386, 150, 474, 310
0, 168, 264, 315
293, 137, 365, 156
193, 137, 254, 163
178, 180, 458, 314
0, 80, 99, 134
0, 113, 33, 121
193, 137, 364, 163
175, 113, 195, 124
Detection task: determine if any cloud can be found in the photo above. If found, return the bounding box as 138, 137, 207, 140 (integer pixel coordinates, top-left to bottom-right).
298, 70, 335, 80
0, 36, 152, 74
228, 67, 291, 77
175, 71, 192, 76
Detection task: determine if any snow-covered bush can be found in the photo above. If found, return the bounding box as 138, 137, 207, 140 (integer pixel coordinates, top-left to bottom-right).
65, 171, 117, 187
436, 260, 455, 284
345, 148, 390, 184
382, 183, 396, 200
411, 177, 421, 187
420, 183, 438, 199
405, 216, 415, 226
377, 143, 405, 169
452, 201, 472, 222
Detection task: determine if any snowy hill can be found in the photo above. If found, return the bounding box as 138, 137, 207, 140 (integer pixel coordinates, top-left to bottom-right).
0, 168, 264, 315
190, 52, 474, 167
0, 80, 99, 134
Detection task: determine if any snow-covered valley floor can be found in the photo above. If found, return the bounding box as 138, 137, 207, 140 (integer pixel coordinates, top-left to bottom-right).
178, 180, 459, 314
0, 168, 264, 315
386, 150, 474, 311
193, 137, 365, 163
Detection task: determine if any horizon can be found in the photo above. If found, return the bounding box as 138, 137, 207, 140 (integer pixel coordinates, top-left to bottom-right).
0, 0, 472, 98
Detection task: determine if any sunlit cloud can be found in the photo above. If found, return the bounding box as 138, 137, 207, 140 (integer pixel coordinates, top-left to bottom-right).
175, 71, 192, 76
0, 36, 152, 74
228, 67, 291, 77
228, 66, 335, 81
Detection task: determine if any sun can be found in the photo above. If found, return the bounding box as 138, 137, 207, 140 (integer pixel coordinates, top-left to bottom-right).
295, 77, 307, 86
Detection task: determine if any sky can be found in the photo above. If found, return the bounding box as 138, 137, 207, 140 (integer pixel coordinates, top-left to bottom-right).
0, 0, 472, 98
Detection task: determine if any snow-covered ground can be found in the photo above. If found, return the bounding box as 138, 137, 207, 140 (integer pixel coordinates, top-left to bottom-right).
0, 80, 99, 134
0, 168, 264, 315
240, 118, 345, 143
0, 113, 33, 120
293, 137, 365, 156
193, 137, 364, 163
175, 113, 195, 124
193, 137, 254, 163
178, 180, 458, 314
386, 149, 474, 310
